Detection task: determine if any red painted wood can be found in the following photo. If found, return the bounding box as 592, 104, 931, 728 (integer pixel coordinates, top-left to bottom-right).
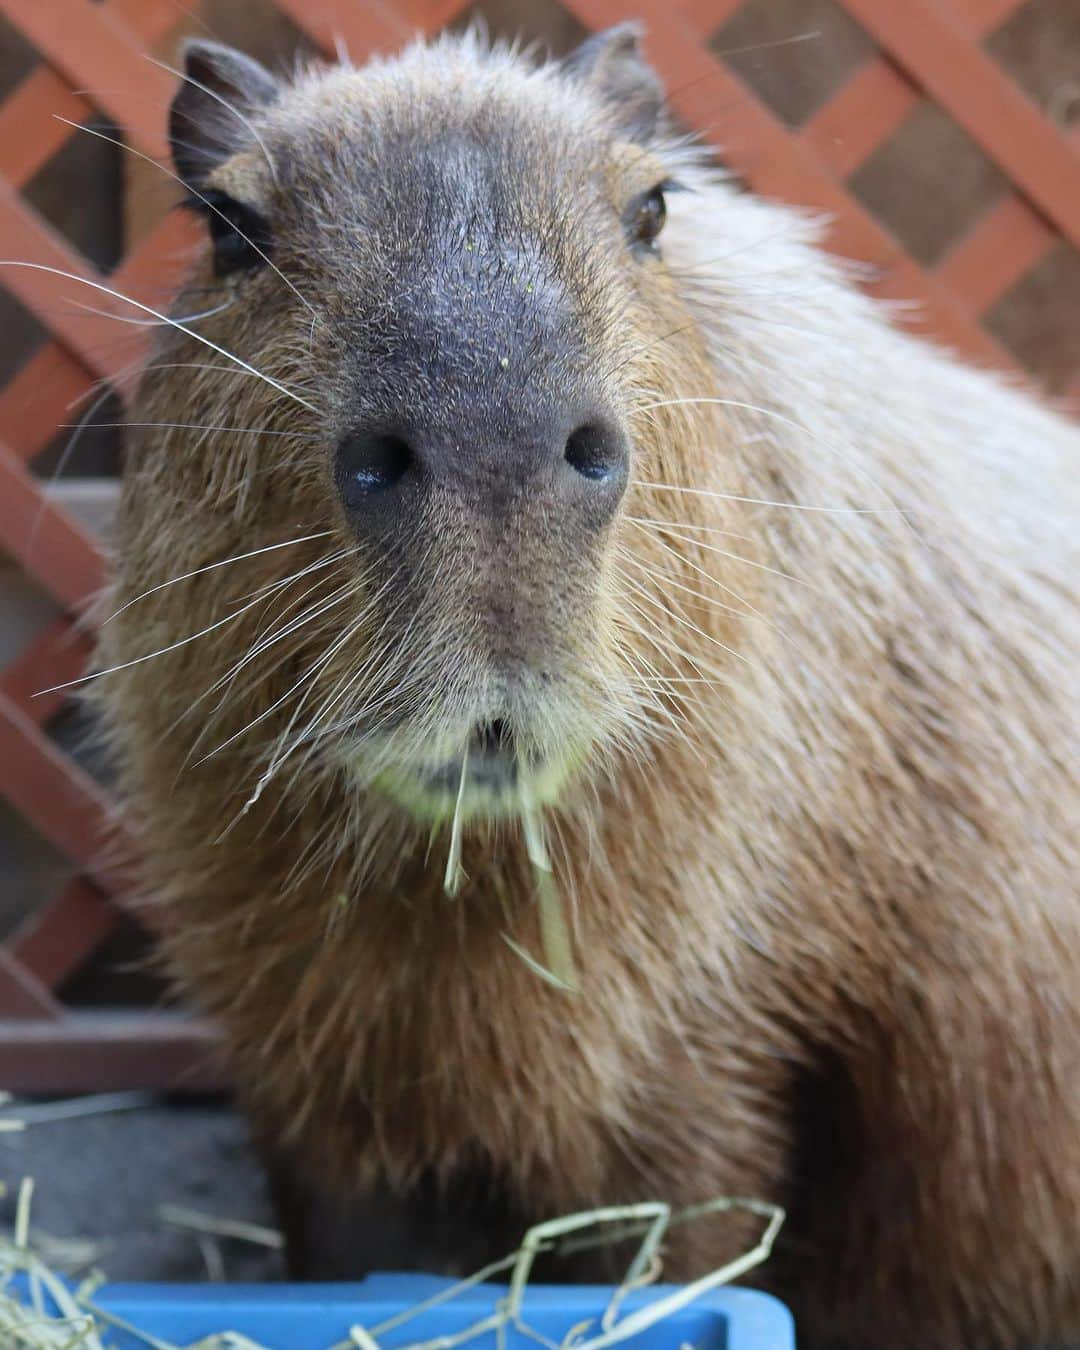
0, 688, 124, 895
0, 0, 174, 161
0, 72, 91, 190
112, 207, 201, 312
0, 1012, 226, 1092
945, 0, 1025, 34
0, 439, 104, 615
561, 0, 1016, 372
673, 0, 747, 36
0, 949, 64, 1019
799, 58, 917, 179
108, 0, 185, 46
0, 0, 181, 192
0, 617, 91, 726
0, 178, 136, 386
273, 0, 411, 59
0, 347, 97, 463
838, 0, 1080, 252
9, 876, 119, 990
937, 195, 1056, 316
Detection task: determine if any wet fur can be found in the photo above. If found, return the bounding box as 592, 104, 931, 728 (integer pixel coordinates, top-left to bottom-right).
95, 31, 1079, 1350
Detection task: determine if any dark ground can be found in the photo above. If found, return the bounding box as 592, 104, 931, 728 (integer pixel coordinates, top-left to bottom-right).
0, 1096, 285, 1283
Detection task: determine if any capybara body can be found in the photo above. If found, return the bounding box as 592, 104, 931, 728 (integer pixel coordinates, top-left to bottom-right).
95, 28, 1079, 1349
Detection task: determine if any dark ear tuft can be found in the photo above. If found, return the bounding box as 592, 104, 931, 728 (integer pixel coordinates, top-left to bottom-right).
170, 39, 279, 188
563, 23, 663, 142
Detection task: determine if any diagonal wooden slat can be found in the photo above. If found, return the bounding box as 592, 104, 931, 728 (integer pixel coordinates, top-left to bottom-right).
0, 204, 200, 464
945, 0, 1026, 33
837, 0, 1080, 253
0, 948, 64, 1019
936, 195, 1056, 317
274, 0, 412, 57
108, 0, 185, 45
0, 0, 174, 161
0, 345, 96, 462
0, 616, 91, 726
675, 0, 746, 38
0, 440, 103, 615
797, 0, 1038, 186
111, 206, 201, 311
0, 0, 182, 191
798, 57, 916, 179
0, 178, 133, 385
9, 876, 119, 992
0, 689, 123, 894
0, 73, 92, 190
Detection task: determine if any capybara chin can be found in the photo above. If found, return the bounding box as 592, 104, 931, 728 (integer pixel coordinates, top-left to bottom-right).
93, 25, 1079, 1349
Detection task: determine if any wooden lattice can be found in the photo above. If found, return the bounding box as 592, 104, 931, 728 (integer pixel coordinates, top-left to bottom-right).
0, 0, 1076, 1091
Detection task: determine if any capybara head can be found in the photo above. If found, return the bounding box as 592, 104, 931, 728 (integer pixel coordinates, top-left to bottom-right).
104, 28, 730, 851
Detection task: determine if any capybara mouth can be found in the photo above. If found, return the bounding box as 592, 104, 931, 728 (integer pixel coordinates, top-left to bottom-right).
347, 718, 578, 824
424, 721, 520, 794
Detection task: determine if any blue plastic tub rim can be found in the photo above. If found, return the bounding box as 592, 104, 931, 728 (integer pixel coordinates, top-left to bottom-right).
44, 1273, 794, 1350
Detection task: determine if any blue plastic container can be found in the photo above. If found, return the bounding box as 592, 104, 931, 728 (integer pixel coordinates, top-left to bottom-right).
76, 1274, 795, 1350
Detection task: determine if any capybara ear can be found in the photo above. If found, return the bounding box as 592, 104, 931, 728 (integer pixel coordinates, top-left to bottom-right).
169, 39, 279, 188
563, 23, 663, 142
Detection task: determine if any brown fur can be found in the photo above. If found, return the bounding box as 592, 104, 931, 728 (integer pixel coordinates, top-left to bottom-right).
95, 30, 1079, 1349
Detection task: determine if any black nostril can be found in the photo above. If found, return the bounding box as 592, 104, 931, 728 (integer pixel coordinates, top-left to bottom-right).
564, 422, 623, 482
336, 430, 413, 505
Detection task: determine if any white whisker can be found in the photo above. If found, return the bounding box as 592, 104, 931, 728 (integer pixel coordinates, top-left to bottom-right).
0, 262, 315, 412
38, 586, 286, 695
632, 396, 910, 518
68, 296, 234, 327
102, 530, 334, 624
62, 421, 318, 439
628, 518, 816, 589
632, 479, 891, 514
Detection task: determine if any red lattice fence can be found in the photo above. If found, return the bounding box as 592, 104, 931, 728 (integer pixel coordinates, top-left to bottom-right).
0, 0, 1076, 1092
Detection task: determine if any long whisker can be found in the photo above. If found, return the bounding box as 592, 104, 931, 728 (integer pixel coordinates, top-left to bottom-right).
618, 569, 753, 668
615, 580, 732, 687
190, 557, 360, 730
0, 262, 315, 412
628, 518, 816, 589
196, 586, 361, 768
624, 547, 757, 623
61, 421, 318, 439
41, 571, 321, 695
632, 480, 892, 514
102, 530, 334, 624
625, 515, 757, 544
632, 396, 911, 519
167, 553, 359, 756
67, 296, 234, 326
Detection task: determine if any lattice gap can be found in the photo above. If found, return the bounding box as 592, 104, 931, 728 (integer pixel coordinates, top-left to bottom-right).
710, 0, 876, 128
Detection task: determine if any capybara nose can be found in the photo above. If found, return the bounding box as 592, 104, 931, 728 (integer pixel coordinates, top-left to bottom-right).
334, 409, 630, 528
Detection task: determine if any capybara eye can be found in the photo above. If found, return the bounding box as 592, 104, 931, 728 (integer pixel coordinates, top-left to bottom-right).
626, 184, 668, 253
199, 190, 271, 277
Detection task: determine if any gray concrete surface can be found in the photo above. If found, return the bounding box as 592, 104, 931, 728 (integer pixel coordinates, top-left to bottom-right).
0, 1096, 284, 1283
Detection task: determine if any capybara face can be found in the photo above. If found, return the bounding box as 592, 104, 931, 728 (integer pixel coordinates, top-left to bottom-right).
116, 30, 719, 827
